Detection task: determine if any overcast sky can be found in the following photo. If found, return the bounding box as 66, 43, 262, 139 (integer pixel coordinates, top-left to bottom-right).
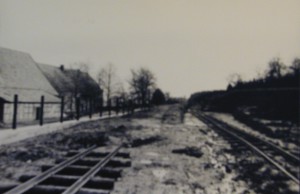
0, 0, 299, 97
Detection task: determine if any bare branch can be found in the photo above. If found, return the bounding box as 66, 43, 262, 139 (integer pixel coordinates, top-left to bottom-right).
129, 67, 156, 104
97, 63, 121, 102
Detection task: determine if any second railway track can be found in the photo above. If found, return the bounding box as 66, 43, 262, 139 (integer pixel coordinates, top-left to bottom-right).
2, 144, 131, 194
193, 111, 299, 185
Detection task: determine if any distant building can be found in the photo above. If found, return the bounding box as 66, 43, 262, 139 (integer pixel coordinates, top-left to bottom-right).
37, 64, 102, 118
0, 47, 60, 123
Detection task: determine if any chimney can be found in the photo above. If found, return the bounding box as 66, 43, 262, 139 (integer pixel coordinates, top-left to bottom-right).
59, 64, 64, 71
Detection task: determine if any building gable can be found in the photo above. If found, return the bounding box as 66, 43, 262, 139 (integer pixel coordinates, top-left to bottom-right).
0, 47, 59, 102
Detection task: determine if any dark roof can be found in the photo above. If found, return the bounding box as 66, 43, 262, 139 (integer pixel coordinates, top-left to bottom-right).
37, 63, 74, 95
38, 64, 102, 98
64, 69, 102, 98
0, 47, 59, 102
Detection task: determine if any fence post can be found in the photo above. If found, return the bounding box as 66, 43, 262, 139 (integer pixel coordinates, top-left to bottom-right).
99, 98, 103, 117
76, 96, 80, 120
108, 99, 111, 117
85, 101, 88, 114
128, 100, 132, 114
39, 96, 44, 126
60, 96, 64, 123
148, 92, 151, 111
123, 100, 126, 115
116, 98, 119, 115
122, 98, 125, 114
89, 98, 92, 119
148, 100, 151, 111
132, 100, 135, 114
92, 99, 94, 117
127, 100, 130, 115
12, 94, 18, 129
128, 99, 132, 114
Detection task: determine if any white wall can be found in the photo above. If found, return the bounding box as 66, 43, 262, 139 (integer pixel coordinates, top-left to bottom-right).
3, 103, 60, 123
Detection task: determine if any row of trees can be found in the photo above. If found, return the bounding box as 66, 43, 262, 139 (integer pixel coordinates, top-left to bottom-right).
97, 64, 159, 106
187, 57, 299, 121
71, 62, 168, 107
227, 58, 300, 90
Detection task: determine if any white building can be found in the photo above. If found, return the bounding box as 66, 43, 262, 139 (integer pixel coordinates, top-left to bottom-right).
0, 47, 60, 123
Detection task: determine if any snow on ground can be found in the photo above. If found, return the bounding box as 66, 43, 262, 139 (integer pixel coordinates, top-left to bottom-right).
203, 111, 299, 193
205, 112, 299, 155
0, 112, 126, 146
0, 105, 255, 193
112, 107, 252, 194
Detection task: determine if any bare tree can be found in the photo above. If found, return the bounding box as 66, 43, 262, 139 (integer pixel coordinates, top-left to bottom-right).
129, 67, 156, 105
290, 58, 300, 75
266, 58, 286, 79
97, 63, 121, 102
227, 73, 242, 88
115, 84, 128, 99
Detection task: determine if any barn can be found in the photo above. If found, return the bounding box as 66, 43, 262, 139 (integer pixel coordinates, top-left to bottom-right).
37, 63, 103, 118
0, 47, 102, 125
0, 47, 61, 123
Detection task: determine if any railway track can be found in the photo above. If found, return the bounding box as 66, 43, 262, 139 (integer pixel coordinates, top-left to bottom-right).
193, 111, 299, 184
2, 144, 131, 194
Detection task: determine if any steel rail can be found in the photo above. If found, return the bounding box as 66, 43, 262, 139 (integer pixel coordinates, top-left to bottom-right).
62, 144, 123, 194
197, 113, 299, 184
4, 145, 97, 194
206, 114, 300, 163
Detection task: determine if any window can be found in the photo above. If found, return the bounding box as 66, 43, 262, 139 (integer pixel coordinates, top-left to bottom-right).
35, 107, 41, 120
